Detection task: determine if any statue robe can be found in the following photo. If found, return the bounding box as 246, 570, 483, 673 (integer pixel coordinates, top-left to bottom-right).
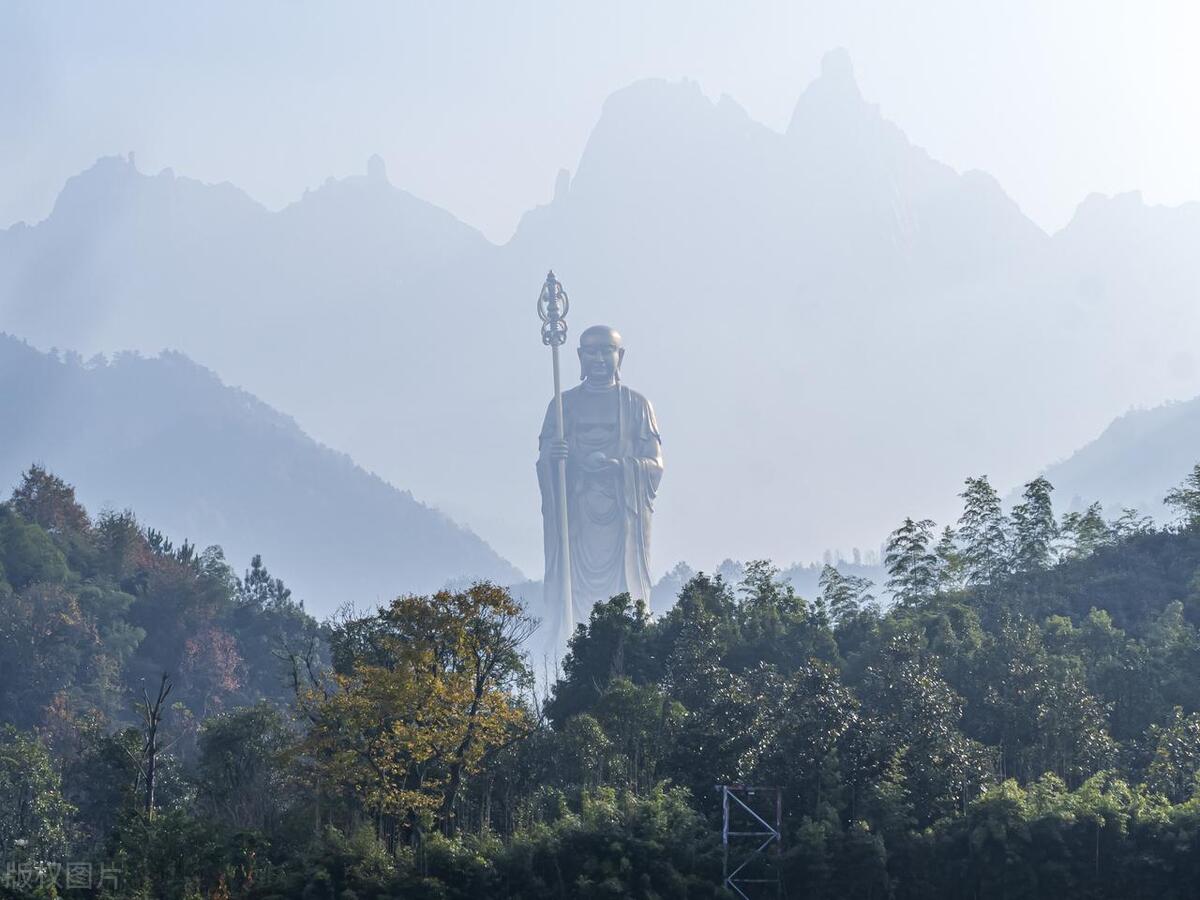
537, 382, 663, 638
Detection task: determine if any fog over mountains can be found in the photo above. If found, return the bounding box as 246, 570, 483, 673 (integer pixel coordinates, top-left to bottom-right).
1041, 396, 1200, 526
3, 49, 1199, 578
0, 335, 522, 611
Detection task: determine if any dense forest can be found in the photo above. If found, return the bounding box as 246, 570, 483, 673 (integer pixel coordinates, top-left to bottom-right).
4, 465, 1200, 898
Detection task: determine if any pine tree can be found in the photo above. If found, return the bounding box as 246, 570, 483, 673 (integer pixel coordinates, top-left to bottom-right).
1011, 477, 1057, 572
239, 554, 293, 609
884, 518, 938, 606
957, 476, 1010, 587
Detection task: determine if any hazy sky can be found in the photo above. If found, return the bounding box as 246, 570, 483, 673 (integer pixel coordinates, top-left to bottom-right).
4, 1, 1199, 242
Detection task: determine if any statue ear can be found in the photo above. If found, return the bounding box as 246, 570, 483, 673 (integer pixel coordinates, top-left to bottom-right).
617, 347, 626, 367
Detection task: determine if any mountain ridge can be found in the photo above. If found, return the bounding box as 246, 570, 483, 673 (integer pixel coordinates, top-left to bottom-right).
0, 333, 524, 614
4, 50, 1200, 576
1039, 395, 1200, 523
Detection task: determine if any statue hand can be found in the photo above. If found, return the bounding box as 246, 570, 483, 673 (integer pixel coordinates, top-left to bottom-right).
546, 439, 569, 462
584, 451, 621, 473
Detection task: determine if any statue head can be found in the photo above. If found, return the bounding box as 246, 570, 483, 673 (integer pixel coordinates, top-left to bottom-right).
578, 325, 624, 384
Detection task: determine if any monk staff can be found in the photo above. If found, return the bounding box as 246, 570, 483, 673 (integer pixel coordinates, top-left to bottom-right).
537, 270, 574, 635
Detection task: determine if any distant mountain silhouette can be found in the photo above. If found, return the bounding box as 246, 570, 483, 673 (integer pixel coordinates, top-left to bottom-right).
1039, 396, 1200, 525
0, 334, 522, 614
4, 49, 1200, 577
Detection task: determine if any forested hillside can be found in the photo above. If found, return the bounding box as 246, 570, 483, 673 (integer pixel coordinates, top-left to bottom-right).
5, 466, 1200, 897
0, 466, 321, 732
0, 334, 522, 614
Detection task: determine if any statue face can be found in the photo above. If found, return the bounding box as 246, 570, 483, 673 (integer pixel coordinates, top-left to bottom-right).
578, 328, 624, 383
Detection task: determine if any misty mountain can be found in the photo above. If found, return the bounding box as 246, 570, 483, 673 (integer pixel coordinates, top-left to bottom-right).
3, 49, 1200, 578
0, 334, 522, 613
1039, 395, 1200, 525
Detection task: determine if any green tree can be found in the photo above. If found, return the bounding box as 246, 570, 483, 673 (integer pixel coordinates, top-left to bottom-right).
488, 785, 719, 899
1036, 665, 1115, 786
1164, 462, 1200, 530
660, 584, 754, 806
590, 678, 683, 793
741, 661, 859, 814
555, 714, 613, 790
885, 518, 938, 606
1059, 501, 1113, 559
239, 553, 294, 609
731, 559, 823, 672
957, 475, 1010, 586
833, 820, 890, 899
860, 636, 989, 825
64, 728, 142, 854
547, 593, 656, 727
194, 702, 297, 830
1011, 476, 1057, 573
0, 726, 73, 861
959, 780, 1038, 899
1109, 506, 1155, 539
934, 525, 964, 591
818, 565, 876, 626
0, 506, 69, 592
1145, 707, 1200, 802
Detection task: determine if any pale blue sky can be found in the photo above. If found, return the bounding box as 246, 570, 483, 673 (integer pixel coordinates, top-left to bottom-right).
4, 1, 1199, 241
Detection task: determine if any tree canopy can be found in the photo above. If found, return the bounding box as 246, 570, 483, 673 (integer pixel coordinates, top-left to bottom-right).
5, 463, 1200, 898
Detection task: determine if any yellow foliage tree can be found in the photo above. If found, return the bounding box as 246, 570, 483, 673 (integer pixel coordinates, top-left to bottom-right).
303, 582, 536, 838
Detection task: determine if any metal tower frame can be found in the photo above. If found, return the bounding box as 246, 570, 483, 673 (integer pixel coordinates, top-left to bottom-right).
719, 784, 782, 899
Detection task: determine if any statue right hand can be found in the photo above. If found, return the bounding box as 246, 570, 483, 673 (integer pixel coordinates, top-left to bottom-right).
546, 439, 569, 462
